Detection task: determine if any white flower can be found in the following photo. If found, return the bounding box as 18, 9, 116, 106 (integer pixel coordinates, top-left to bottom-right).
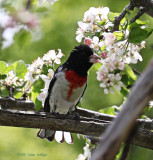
114, 81, 123, 92
90, 36, 105, 49
149, 101, 153, 107
4, 71, 24, 87
37, 69, 54, 103
40, 74, 51, 89
97, 70, 104, 81
48, 69, 54, 78
25, 72, 36, 83
103, 32, 115, 45
76, 143, 91, 160
104, 88, 109, 94
43, 49, 63, 65
83, 7, 97, 23
78, 21, 91, 32
0, 9, 14, 28
100, 83, 106, 88
115, 73, 121, 81
76, 27, 84, 42
37, 90, 48, 102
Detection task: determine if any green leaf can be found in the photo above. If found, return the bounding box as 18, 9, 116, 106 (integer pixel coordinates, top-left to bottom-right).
0, 61, 14, 75
121, 73, 135, 87
120, 86, 129, 97
140, 115, 149, 119
0, 61, 8, 74
0, 74, 7, 79
113, 31, 124, 40
42, 64, 48, 75
32, 78, 44, 93
13, 60, 27, 79
15, 81, 27, 89
35, 98, 42, 111
108, 12, 119, 21
14, 29, 31, 48
5, 65, 14, 74
97, 20, 106, 26
129, 27, 153, 43
91, 63, 102, 71
129, 20, 149, 30
0, 88, 9, 97
124, 64, 137, 81
36, 7, 50, 14
128, 20, 153, 43
121, 74, 129, 86
101, 45, 106, 51
14, 91, 23, 99
31, 91, 42, 111
99, 106, 120, 115
32, 0, 38, 4
95, 32, 101, 37
0, 61, 7, 74
99, 107, 115, 115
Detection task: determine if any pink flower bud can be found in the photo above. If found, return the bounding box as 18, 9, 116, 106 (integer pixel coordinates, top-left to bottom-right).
84, 38, 91, 46
101, 52, 108, 59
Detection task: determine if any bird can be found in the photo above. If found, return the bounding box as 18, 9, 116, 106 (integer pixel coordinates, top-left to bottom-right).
37, 44, 100, 144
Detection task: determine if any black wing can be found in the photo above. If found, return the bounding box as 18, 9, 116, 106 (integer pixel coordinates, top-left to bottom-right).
75, 82, 87, 107
44, 76, 56, 112
44, 65, 64, 112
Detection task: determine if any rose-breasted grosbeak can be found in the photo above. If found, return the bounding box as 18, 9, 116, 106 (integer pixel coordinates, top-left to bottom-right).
37, 44, 100, 144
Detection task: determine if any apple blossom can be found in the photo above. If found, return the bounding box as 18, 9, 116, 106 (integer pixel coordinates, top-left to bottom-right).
76, 6, 145, 93
103, 32, 115, 45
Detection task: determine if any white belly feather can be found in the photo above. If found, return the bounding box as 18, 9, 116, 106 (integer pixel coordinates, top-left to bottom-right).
49, 72, 86, 114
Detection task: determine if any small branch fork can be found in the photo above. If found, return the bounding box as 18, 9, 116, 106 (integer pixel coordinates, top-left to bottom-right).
112, 0, 153, 32
112, 2, 134, 32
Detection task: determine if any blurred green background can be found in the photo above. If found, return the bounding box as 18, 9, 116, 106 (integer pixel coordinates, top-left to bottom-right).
1, 0, 153, 159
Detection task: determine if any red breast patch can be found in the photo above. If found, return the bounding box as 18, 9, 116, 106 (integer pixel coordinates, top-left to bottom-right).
65, 70, 87, 100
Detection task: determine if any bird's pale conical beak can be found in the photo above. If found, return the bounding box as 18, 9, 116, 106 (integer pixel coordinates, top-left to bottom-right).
89, 53, 100, 63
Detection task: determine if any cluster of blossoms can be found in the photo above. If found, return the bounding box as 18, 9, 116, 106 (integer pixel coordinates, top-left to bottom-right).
76, 7, 145, 94
0, 3, 39, 48
25, 49, 63, 102
0, 71, 24, 88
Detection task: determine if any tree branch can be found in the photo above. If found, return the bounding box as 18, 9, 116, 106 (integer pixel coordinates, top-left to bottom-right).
26, 0, 32, 10
112, 0, 153, 32
112, 2, 134, 32
90, 58, 153, 160
1, 97, 153, 130
0, 108, 153, 150
130, 0, 153, 18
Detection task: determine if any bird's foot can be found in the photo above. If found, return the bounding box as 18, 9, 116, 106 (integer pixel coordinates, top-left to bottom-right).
73, 112, 80, 124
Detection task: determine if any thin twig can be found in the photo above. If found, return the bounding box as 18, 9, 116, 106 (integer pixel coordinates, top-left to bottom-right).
26, 0, 31, 10
112, 2, 134, 32
132, 68, 141, 75
130, 7, 147, 23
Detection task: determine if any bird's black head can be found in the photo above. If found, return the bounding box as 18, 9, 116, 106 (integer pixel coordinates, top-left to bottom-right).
65, 44, 100, 77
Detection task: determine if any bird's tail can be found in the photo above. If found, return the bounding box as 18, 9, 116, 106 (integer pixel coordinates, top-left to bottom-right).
37, 129, 73, 144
